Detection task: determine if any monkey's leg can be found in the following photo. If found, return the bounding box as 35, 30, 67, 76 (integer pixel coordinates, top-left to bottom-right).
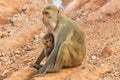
38, 47, 59, 76
30, 49, 45, 70
47, 42, 71, 72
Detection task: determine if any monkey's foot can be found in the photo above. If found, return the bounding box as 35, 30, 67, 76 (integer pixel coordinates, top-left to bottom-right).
30, 64, 42, 70
35, 67, 48, 77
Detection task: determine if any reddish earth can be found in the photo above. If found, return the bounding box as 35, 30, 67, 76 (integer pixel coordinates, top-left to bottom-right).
0, 0, 120, 80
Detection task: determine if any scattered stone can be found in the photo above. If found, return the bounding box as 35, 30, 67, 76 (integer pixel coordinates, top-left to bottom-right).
7, 30, 14, 36
0, 75, 5, 80
91, 54, 97, 60
24, 45, 33, 51
0, 57, 7, 62
13, 20, 22, 27
14, 51, 21, 54
99, 46, 117, 58
23, 4, 39, 16
34, 35, 40, 42
2, 70, 8, 76
34, 35, 39, 39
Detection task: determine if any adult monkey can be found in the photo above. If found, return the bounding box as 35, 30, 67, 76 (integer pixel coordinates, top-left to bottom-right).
36, 5, 86, 76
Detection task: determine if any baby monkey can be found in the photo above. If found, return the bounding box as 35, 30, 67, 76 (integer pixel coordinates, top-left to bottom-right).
42, 32, 54, 57
30, 32, 54, 70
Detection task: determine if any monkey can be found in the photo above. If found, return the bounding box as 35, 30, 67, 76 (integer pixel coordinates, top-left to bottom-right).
30, 32, 54, 70
42, 32, 54, 57
35, 5, 86, 76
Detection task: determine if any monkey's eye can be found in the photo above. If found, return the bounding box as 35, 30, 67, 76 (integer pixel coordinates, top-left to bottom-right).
43, 11, 49, 15
46, 40, 49, 43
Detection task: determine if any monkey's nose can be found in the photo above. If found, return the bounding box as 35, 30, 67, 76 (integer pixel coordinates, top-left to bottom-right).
42, 17, 44, 21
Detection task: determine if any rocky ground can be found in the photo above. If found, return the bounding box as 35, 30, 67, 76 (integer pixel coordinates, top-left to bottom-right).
0, 0, 120, 80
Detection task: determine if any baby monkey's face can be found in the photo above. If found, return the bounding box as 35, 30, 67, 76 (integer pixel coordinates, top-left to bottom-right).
44, 38, 53, 48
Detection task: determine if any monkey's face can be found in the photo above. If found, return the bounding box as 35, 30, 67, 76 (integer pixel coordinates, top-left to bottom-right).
42, 7, 60, 31
44, 38, 53, 48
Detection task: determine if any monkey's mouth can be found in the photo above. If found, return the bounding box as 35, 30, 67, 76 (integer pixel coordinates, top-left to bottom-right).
46, 26, 54, 31
51, 22, 57, 29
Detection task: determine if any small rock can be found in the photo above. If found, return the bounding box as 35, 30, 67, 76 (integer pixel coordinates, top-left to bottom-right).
34, 35, 39, 39
1, 32, 8, 38
91, 55, 97, 60
13, 20, 22, 27
99, 46, 117, 58
6, 61, 12, 65
2, 70, 8, 75
24, 45, 33, 51
0, 57, 7, 61
0, 75, 5, 80
7, 31, 13, 36
34, 35, 39, 42
23, 4, 39, 16
9, 17, 17, 23
14, 51, 21, 54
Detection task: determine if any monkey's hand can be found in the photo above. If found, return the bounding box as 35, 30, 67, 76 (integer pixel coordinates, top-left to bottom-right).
34, 67, 47, 77
30, 64, 43, 70
37, 66, 48, 76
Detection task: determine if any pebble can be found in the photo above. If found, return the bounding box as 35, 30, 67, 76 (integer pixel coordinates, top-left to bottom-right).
91, 55, 97, 60
14, 51, 21, 54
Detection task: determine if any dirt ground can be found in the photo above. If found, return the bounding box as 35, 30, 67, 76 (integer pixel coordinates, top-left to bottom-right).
0, 0, 120, 80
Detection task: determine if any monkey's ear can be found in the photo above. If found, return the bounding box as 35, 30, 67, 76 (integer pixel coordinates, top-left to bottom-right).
57, 8, 62, 14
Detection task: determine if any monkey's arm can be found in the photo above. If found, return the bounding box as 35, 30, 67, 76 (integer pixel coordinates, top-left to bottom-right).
30, 48, 46, 70
38, 42, 60, 75
34, 48, 45, 64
